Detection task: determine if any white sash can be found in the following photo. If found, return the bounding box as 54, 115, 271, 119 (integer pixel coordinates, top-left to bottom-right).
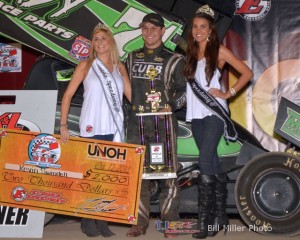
91, 58, 125, 142
188, 79, 238, 141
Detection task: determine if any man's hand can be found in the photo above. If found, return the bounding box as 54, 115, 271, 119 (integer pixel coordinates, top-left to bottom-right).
159, 105, 172, 113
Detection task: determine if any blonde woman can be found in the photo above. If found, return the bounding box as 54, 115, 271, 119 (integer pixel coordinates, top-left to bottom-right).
60, 24, 131, 237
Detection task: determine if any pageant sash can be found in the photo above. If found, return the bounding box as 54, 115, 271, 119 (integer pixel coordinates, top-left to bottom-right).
188, 79, 238, 141
92, 59, 125, 142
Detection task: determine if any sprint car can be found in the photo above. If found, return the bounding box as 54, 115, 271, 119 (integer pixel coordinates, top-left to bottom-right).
24, 57, 300, 237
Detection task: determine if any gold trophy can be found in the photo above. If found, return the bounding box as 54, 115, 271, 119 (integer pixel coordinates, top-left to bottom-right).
145, 67, 161, 112
136, 67, 176, 178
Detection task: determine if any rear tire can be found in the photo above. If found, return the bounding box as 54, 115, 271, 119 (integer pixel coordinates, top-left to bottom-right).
235, 152, 300, 236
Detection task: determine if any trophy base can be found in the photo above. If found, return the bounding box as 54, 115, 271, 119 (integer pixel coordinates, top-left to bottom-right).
142, 172, 177, 179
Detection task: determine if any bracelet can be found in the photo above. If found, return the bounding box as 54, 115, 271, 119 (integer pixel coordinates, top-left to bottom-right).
229, 87, 237, 97
59, 123, 68, 128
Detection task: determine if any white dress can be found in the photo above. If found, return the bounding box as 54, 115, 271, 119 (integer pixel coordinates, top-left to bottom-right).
186, 59, 228, 122
79, 65, 124, 137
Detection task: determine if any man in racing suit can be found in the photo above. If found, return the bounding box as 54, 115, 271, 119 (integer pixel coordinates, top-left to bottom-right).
124, 13, 186, 238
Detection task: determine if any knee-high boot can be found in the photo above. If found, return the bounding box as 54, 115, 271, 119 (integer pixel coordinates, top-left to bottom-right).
192, 174, 216, 239
209, 173, 229, 236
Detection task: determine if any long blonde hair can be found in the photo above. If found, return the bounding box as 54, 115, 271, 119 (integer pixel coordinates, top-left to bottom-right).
86, 23, 120, 69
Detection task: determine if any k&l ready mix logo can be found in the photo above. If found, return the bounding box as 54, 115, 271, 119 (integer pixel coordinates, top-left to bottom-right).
235, 0, 271, 21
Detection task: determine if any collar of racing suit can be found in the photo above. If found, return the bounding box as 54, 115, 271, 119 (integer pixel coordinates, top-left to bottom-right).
143, 44, 164, 56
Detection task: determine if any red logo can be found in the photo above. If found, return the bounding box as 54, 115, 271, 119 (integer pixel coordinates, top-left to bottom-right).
0, 112, 40, 132
135, 147, 144, 154
154, 146, 160, 152
12, 189, 27, 199
69, 36, 91, 61
72, 42, 90, 57
86, 125, 93, 133
235, 0, 271, 21
0, 130, 7, 137
0, 112, 22, 130
12, 187, 28, 201
127, 215, 136, 223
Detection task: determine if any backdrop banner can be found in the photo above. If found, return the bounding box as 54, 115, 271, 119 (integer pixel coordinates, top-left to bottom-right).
0, 129, 145, 225
0, 0, 185, 64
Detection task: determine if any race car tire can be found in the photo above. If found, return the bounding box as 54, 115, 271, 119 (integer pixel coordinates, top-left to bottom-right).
150, 180, 160, 204
235, 152, 300, 236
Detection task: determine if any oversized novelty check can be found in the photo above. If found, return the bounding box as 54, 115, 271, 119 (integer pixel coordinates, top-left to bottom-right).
0, 129, 145, 225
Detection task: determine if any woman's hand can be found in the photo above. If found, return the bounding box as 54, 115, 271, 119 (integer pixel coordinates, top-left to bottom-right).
60, 125, 70, 143
208, 88, 231, 100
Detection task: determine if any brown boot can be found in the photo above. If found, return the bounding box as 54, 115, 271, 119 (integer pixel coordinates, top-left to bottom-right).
126, 225, 146, 237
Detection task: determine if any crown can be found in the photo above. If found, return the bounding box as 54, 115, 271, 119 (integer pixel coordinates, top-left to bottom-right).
95, 23, 110, 31
196, 4, 215, 19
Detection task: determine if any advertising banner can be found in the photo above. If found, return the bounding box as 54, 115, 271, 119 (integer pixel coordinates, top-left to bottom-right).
0, 129, 145, 225
0, 0, 185, 64
227, 0, 300, 151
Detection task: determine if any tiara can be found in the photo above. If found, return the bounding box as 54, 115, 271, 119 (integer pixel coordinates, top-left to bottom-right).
196, 4, 215, 19
95, 23, 110, 31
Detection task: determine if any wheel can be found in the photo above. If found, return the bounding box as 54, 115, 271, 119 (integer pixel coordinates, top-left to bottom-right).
235, 152, 300, 236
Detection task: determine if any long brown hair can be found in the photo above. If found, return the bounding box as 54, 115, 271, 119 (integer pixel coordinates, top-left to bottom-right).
184, 14, 219, 86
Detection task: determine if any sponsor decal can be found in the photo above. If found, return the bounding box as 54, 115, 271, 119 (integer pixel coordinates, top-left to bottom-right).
136, 52, 145, 58
135, 146, 144, 154
11, 187, 66, 204
0, 0, 184, 63
11, 186, 27, 202
69, 36, 91, 61
127, 215, 136, 223
235, 0, 271, 21
280, 107, 300, 141
87, 143, 127, 162
86, 125, 93, 133
154, 56, 163, 62
132, 62, 163, 80
0, 112, 40, 132
0, 129, 7, 137
0, 43, 21, 72
25, 134, 61, 168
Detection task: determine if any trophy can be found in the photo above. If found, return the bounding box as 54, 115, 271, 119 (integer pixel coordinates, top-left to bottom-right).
136, 67, 176, 179
145, 67, 161, 112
